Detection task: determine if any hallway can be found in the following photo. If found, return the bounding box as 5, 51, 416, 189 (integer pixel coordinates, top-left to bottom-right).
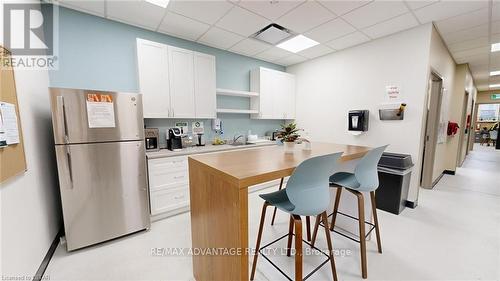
43, 144, 500, 280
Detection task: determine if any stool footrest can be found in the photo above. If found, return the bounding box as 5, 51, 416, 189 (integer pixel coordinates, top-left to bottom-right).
319, 211, 376, 244
258, 233, 332, 281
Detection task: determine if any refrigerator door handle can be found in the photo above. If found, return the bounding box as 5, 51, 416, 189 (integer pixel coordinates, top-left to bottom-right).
66, 146, 74, 188
56, 96, 68, 143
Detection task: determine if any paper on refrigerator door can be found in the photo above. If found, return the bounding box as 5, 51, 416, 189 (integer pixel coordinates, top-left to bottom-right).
86, 93, 116, 128
0, 102, 20, 145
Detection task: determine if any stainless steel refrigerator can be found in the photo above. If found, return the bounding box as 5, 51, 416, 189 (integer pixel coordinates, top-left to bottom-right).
49, 88, 150, 251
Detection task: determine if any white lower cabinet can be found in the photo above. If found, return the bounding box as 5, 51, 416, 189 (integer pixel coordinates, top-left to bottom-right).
150, 185, 190, 216
147, 151, 285, 221
148, 156, 189, 219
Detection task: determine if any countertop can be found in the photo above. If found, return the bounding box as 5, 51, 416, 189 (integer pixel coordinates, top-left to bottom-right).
189, 142, 371, 187
146, 141, 277, 159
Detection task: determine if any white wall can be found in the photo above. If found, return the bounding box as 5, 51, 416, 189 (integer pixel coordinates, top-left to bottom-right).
287, 24, 433, 203
0, 1, 62, 278
427, 27, 458, 181
428, 28, 476, 179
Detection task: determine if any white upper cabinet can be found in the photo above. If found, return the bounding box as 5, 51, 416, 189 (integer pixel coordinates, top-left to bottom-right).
251, 68, 274, 119
136, 39, 170, 118
194, 52, 216, 119
168, 46, 196, 118
136, 39, 216, 119
251, 67, 296, 120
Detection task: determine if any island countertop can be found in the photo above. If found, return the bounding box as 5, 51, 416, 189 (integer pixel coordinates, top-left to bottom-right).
188, 142, 371, 281
189, 142, 371, 187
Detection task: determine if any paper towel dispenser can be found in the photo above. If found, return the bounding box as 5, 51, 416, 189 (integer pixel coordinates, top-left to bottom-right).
348, 110, 369, 132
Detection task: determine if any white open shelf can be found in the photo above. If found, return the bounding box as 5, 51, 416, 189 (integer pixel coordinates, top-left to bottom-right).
216, 108, 259, 114
216, 88, 259, 97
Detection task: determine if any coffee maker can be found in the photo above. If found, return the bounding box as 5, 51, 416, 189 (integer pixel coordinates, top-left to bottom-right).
144, 128, 159, 151
167, 127, 183, 151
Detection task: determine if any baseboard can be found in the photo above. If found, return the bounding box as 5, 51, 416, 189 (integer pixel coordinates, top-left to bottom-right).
431, 173, 444, 188
405, 200, 418, 209
33, 229, 62, 281
443, 170, 456, 175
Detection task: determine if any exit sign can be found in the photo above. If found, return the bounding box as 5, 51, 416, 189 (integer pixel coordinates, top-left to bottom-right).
492, 94, 500, 100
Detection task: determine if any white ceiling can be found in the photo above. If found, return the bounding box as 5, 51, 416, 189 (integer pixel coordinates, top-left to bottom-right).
56, 0, 500, 91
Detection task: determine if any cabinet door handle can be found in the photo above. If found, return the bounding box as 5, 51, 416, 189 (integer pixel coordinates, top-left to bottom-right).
173, 175, 185, 179
174, 195, 185, 200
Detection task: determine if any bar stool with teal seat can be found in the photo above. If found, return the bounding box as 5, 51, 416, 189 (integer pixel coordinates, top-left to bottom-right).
250, 152, 343, 281
311, 145, 388, 279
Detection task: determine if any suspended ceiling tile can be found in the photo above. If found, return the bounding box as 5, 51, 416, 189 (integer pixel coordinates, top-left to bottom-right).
58, 0, 105, 17
237, 0, 305, 20
341, 1, 409, 29
228, 38, 272, 56
167, 0, 234, 25
413, 0, 488, 24
275, 54, 308, 66
298, 44, 335, 59
197, 27, 245, 50
215, 6, 271, 37
158, 11, 210, 41
276, 1, 336, 33
362, 13, 418, 39
304, 18, 356, 43
318, 0, 372, 16
107, 1, 166, 31
326, 31, 371, 50
435, 8, 489, 35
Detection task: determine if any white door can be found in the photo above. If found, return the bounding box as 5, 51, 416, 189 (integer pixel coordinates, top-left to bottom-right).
168, 46, 195, 118
136, 39, 170, 118
259, 68, 275, 119
194, 52, 216, 119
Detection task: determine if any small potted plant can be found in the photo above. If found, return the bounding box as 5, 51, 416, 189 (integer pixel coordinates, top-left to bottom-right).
276, 122, 302, 153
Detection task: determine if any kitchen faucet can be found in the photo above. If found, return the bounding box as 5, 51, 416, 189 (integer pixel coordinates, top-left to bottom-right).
233, 134, 245, 144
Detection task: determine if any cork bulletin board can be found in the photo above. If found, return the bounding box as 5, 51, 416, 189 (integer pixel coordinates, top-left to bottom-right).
0, 46, 27, 183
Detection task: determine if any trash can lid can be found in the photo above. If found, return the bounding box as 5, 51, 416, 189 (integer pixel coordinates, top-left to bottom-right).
378, 152, 414, 170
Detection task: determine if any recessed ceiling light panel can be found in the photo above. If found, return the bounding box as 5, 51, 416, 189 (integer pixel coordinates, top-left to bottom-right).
490, 70, 500, 76
277, 35, 319, 53
145, 0, 169, 8
490, 84, 500, 88
251, 24, 295, 45
492, 42, 500, 52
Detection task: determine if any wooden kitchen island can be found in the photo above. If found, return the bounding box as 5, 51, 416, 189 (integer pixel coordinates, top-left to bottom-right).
188, 142, 370, 281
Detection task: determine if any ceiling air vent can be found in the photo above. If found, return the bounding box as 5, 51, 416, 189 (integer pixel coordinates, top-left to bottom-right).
251, 23, 295, 45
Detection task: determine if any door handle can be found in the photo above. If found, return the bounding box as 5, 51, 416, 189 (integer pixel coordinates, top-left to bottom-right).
65, 146, 74, 189
56, 96, 68, 143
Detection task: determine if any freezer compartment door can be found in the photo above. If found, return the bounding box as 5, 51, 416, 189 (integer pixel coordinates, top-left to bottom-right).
50, 88, 144, 144
55, 141, 150, 251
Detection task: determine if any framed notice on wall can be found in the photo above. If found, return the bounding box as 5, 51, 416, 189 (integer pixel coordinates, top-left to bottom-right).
0, 46, 27, 183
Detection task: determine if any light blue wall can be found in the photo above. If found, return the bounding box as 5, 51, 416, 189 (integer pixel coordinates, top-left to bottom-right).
49, 7, 285, 147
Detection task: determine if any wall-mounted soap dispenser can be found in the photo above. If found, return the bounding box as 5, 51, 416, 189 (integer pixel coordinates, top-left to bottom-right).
348, 110, 369, 132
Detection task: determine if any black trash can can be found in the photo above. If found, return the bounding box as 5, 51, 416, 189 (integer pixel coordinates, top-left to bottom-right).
376, 152, 413, 215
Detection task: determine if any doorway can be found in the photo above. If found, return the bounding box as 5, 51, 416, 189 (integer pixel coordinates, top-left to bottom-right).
457, 91, 469, 166
420, 72, 443, 188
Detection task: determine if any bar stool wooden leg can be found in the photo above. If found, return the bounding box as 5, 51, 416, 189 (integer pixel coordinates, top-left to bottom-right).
321, 212, 338, 281
370, 191, 382, 253
330, 187, 343, 231
286, 215, 294, 257
306, 216, 311, 241
310, 214, 321, 247
293, 215, 303, 281
354, 191, 367, 279
270, 178, 284, 226
251, 202, 269, 280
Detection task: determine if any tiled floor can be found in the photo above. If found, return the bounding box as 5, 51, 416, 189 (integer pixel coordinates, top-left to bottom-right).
44, 144, 500, 280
